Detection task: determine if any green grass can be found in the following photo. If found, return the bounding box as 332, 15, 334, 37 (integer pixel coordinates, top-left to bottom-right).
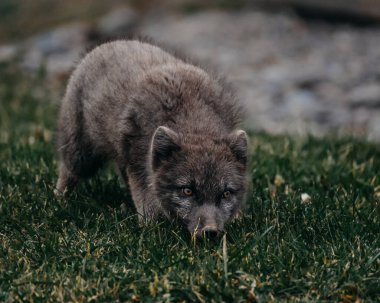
1, 61, 380, 302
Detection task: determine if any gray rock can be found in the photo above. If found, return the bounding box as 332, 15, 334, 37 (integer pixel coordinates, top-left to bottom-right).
368, 115, 380, 141
97, 6, 138, 38
22, 22, 88, 75
348, 83, 380, 108
267, 0, 380, 21
0, 44, 18, 62
282, 89, 322, 119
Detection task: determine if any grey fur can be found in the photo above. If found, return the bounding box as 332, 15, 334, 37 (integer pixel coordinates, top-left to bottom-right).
56, 40, 249, 236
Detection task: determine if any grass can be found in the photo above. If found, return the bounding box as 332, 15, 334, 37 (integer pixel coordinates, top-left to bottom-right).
0, 61, 379, 302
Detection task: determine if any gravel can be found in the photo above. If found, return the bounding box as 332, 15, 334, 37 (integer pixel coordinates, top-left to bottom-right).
2, 8, 380, 140
137, 10, 380, 140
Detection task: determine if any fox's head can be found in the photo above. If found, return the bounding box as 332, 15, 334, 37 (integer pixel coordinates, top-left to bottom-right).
149, 126, 249, 237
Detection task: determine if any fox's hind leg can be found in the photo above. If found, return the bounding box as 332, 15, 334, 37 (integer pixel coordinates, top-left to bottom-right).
55, 146, 106, 195
55, 139, 106, 195
55, 94, 106, 195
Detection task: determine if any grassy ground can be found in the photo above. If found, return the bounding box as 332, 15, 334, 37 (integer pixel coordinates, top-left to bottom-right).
0, 61, 379, 302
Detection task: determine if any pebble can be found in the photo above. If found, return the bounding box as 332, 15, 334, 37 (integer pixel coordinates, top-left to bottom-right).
301, 193, 312, 204
96, 6, 138, 38
0, 44, 18, 61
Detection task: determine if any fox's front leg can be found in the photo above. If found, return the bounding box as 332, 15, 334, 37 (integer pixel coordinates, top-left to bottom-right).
55, 163, 79, 195
127, 174, 161, 225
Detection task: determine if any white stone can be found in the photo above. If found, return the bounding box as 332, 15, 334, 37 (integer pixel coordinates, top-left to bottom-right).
301, 193, 312, 204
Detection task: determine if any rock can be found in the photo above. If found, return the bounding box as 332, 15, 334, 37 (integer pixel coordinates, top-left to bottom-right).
262, 0, 380, 22
97, 6, 138, 39
22, 22, 89, 76
0, 44, 18, 62
368, 115, 380, 141
3, 7, 138, 78
283, 89, 322, 119
301, 193, 311, 204
348, 83, 380, 108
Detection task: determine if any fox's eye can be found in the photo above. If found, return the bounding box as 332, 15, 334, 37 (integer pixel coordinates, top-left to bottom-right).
223, 191, 231, 199
182, 188, 193, 196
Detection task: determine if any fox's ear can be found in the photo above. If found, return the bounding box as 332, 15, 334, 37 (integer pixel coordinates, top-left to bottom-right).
228, 130, 248, 166
151, 126, 180, 170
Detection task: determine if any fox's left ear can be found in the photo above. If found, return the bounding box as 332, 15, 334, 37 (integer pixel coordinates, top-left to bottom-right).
228, 130, 248, 165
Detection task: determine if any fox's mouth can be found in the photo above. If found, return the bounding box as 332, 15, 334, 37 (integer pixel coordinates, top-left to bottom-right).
189, 219, 221, 238
191, 228, 221, 241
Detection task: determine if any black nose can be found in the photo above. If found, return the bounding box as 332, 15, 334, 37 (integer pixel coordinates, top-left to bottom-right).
203, 229, 219, 238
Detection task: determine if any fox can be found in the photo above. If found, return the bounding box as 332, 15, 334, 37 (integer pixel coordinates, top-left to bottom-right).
56, 40, 249, 237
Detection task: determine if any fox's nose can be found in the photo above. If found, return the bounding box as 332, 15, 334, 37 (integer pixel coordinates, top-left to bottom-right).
203, 228, 219, 238
198, 224, 220, 238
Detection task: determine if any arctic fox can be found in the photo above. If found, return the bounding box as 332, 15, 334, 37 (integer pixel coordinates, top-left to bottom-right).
56, 40, 248, 236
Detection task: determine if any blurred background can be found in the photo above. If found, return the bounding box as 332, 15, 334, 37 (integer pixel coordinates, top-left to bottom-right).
1, 0, 380, 140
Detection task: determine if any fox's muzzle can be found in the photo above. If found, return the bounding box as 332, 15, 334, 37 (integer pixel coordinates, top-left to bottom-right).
188, 204, 224, 238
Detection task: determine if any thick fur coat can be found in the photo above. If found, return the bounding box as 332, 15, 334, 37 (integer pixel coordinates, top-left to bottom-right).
56, 40, 248, 235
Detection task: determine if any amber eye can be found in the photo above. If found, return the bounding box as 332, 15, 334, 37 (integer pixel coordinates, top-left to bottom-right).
182, 188, 193, 196
223, 191, 231, 199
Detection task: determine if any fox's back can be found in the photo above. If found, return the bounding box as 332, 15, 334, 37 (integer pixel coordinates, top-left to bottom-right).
61, 41, 179, 151
70, 40, 177, 94
60, 40, 241, 155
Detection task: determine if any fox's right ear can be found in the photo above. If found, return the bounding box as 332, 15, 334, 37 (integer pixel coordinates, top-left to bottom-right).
151, 126, 180, 170
228, 130, 249, 166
